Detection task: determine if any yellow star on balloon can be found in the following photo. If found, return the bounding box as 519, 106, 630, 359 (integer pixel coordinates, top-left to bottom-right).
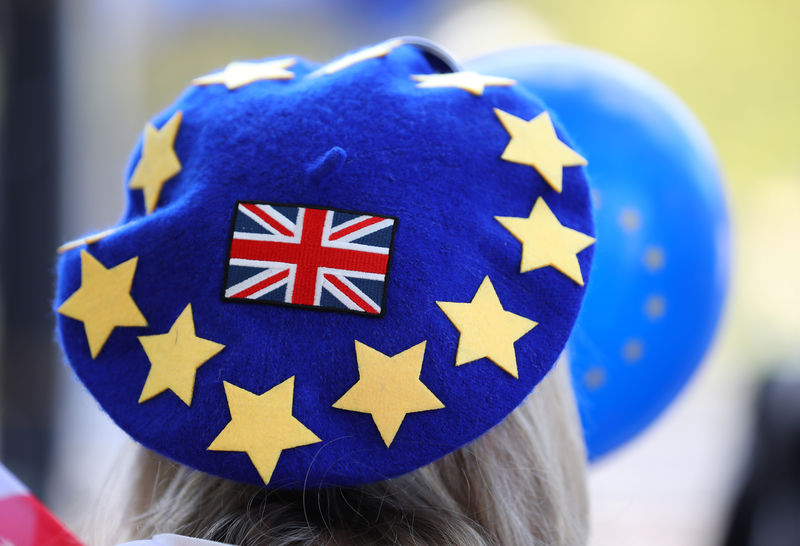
57, 250, 148, 358
192, 58, 296, 90
411, 71, 515, 96
496, 197, 595, 286
314, 38, 403, 76
137, 304, 225, 406
208, 377, 321, 485
437, 277, 537, 379
128, 110, 183, 215
494, 108, 587, 193
333, 340, 444, 447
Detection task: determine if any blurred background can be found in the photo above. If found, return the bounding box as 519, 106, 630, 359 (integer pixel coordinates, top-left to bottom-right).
1, 0, 798, 544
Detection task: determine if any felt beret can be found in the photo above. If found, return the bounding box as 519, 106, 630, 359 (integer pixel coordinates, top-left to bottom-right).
55, 38, 595, 488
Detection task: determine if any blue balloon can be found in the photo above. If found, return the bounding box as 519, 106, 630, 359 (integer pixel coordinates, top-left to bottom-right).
468, 46, 730, 460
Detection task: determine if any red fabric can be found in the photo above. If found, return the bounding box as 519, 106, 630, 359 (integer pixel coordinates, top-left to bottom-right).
0, 493, 83, 546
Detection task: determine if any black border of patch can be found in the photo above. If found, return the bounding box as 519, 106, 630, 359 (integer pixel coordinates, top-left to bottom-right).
221, 200, 398, 318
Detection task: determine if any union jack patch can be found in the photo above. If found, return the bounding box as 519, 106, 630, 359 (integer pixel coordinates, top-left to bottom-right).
223, 202, 397, 315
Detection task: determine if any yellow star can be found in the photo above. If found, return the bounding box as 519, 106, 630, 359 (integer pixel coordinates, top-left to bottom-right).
208, 377, 321, 485
494, 108, 587, 193
333, 341, 444, 447
192, 58, 296, 90
643, 245, 666, 272
437, 277, 537, 379
313, 38, 403, 76
57, 250, 147, 358
411, 71, 515, 96
57, 226, 119, 254
496, 197, 595, 286
137, 304, 225, 406
128, 110, 182, 215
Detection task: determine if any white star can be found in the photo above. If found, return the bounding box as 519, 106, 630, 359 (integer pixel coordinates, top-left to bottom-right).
193, 58, 296, 90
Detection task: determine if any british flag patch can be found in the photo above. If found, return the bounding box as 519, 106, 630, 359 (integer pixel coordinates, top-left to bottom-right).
223, 202, 396, 315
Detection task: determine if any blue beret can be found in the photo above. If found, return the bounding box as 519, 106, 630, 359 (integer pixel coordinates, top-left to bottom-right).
55, 38, 594, 488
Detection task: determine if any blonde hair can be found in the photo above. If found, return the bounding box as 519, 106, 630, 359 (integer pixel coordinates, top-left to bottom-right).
86, 358, 588, 545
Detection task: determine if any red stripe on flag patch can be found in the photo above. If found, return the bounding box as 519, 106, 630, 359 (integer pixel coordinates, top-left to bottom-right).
329, 216, 385, 241
243, 204, 294, 237
325, 274, 379, 314
232, 268, 291, 298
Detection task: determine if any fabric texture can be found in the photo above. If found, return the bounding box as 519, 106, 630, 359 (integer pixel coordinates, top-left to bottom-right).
55, 39, 594, 488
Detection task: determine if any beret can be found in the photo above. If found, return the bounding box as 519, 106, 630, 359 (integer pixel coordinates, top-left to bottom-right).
55, 38, 594, 488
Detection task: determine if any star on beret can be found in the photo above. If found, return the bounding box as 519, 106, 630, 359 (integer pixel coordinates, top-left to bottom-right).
208, 377, 321, 485
333, 340, 444, 447
57, 227, 120, 254
437, 277, 537, 379
494, 108, 587, 193
137, 304, 225, 406
411, 71, 515, 96
128, 110, 182, 215
314, 38, 403, 76
496, 197, 595, 286
192, 58, 296, 90
57, 250, 147, 358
